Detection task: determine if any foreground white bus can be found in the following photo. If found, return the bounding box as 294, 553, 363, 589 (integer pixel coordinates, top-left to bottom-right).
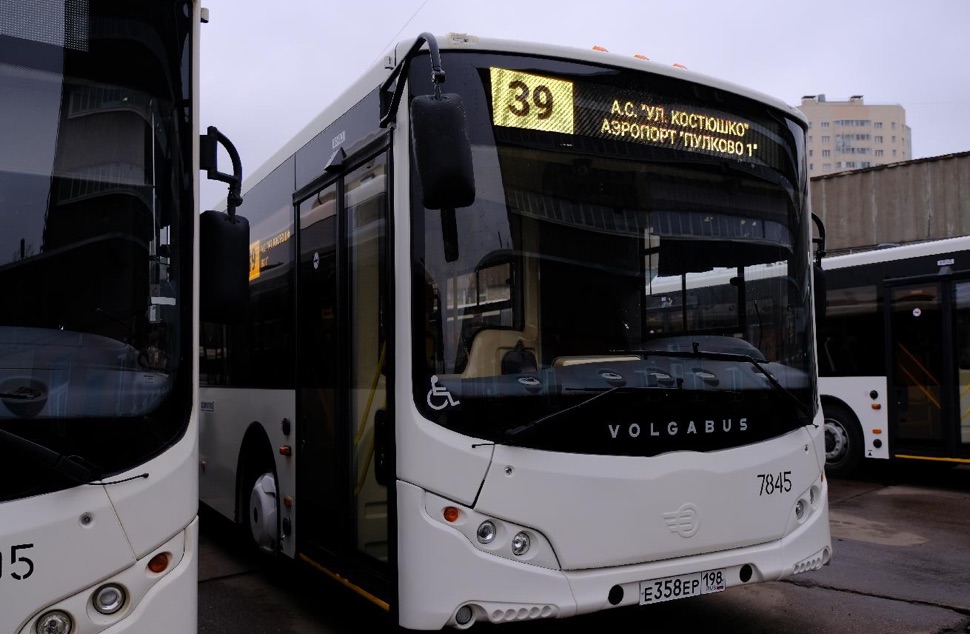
819, 236, 970, 475
199, 33, 831, 630
1, 2, 246, 632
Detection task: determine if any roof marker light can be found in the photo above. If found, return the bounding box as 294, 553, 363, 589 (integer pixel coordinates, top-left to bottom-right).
592, 45, 608, 52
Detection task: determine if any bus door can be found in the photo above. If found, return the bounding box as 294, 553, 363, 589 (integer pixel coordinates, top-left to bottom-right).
886, 278, 967, 460
295, 148, 391, 599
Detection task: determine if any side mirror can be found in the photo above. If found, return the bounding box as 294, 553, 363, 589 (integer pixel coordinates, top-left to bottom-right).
410, 93, 475, 210
200, 127, 249, 323
200, 210, 249, 323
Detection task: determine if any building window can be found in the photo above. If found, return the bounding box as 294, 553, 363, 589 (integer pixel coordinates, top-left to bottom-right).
822, 150, 831, 157
893, 150, 897, 157
821, 121, 830, 128
875, 149, 884, 157
891, 122, 897, 129
892, 136, 896, 143
875, 136, 883, 143
822, 136, 830, 143
823, 163, 831, 171
874, 122, 883, 129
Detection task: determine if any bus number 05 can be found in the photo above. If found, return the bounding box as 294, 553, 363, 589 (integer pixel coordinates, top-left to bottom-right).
507, 80, 554, 120
1, 543, 35, 581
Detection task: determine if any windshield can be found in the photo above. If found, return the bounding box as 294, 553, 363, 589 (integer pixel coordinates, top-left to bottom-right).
0, 1, 194, 498
410, 52, 816, 456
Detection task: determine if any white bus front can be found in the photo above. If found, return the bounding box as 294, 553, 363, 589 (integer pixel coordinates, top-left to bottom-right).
0, 2, 200, 632
397, 45, 831, 629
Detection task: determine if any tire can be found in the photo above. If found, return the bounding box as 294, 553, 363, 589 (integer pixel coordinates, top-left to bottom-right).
823, 403, 863, 478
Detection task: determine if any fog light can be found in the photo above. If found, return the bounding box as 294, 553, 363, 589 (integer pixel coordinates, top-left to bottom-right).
35, 610, 72, 634
794, 499, 806, 520
511, 531, 531, 556
476, 520, 496, 544
93, 583, 126, 615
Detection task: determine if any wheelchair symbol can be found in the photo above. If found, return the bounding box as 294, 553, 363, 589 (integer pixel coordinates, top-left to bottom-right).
427, 375, 460, 410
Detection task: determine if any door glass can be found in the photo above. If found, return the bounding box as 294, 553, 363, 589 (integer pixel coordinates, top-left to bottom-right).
298, 182, 339, 545
890, 283, 944, 443
954, 281, 970, 447
347, 155, 388, 561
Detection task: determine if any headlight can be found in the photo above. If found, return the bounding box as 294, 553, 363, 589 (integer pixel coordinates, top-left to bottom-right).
511, 531, 531, 556
93, 583, 127, 615
476, 520, 496, 544
35, 610, 73, 634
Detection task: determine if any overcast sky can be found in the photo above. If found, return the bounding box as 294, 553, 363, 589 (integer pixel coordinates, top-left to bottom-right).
198, 0, 970, 208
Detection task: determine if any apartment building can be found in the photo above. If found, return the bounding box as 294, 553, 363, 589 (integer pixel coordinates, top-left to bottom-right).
797, 94, 911, 178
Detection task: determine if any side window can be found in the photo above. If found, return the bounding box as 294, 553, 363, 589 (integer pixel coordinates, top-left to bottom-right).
200, 159, 295, 387
820, 284, 882, 375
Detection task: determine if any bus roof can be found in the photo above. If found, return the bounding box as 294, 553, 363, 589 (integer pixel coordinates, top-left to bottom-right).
821, 235, 970, 271
236, 33, 806, 203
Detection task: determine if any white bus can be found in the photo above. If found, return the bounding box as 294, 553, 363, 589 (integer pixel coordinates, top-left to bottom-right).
0, 3, 247, 632
819, 236, 970, 475
199, 33, 832, 630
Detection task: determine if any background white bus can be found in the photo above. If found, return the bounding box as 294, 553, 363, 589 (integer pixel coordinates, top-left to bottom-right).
199, 33, 831, 630
819, 236, 970, 475
0, 2, 246, 632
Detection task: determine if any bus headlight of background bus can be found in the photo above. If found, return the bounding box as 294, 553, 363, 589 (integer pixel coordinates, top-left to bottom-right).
92, 583, 127, 615
35, 610, 72, 634
426, 492, 559, 569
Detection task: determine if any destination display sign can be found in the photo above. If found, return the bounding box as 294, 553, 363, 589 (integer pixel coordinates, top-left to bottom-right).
489, 67, 785, 169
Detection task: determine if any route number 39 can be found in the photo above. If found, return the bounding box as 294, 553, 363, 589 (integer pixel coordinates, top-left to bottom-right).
506, 80, 555, 120
489, 68, 574, 134
1, 543, 35, 581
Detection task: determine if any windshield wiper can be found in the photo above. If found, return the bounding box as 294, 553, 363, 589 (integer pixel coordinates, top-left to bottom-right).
0, 427, 96, 483
504, 386, 628, 443
639, 342, 815, 423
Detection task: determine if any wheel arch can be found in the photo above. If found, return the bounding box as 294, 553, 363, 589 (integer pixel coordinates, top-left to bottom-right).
235, 421, 277, 526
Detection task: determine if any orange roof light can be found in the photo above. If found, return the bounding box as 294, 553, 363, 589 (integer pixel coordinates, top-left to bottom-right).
443, 506, 460, 523
634, 54, 649, 60
592, 45, 609, 52
673, 63, 688, 69
871, 403, 882, 410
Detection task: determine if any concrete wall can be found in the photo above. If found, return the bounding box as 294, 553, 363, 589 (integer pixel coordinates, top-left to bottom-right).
810, 152, 970, 254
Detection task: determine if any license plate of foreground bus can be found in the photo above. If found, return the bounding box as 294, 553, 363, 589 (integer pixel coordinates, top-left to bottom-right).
639, 569, 726, 605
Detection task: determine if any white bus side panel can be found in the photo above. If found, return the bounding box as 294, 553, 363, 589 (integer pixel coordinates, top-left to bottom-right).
199, 387, 296, 558
819, 376, 890, 460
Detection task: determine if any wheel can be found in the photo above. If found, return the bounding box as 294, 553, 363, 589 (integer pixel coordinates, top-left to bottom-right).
248, 471, 278, 554
823, 403, 863, 478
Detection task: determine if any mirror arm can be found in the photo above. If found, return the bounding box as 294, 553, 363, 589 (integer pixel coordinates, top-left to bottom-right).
200, 126, 244, 218
811, 212, 827, 265
380, 32, 446, 129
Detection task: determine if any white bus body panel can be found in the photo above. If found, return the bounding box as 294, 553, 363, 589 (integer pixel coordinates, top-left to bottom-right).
2, 451, 197, 633
199, 387, 297, 558
818, 376, 890, 460
476, 425, 825, 570
398, 435, 830, 629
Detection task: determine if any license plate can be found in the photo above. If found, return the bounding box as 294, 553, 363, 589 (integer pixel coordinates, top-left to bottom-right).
639, 568, 726, 605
